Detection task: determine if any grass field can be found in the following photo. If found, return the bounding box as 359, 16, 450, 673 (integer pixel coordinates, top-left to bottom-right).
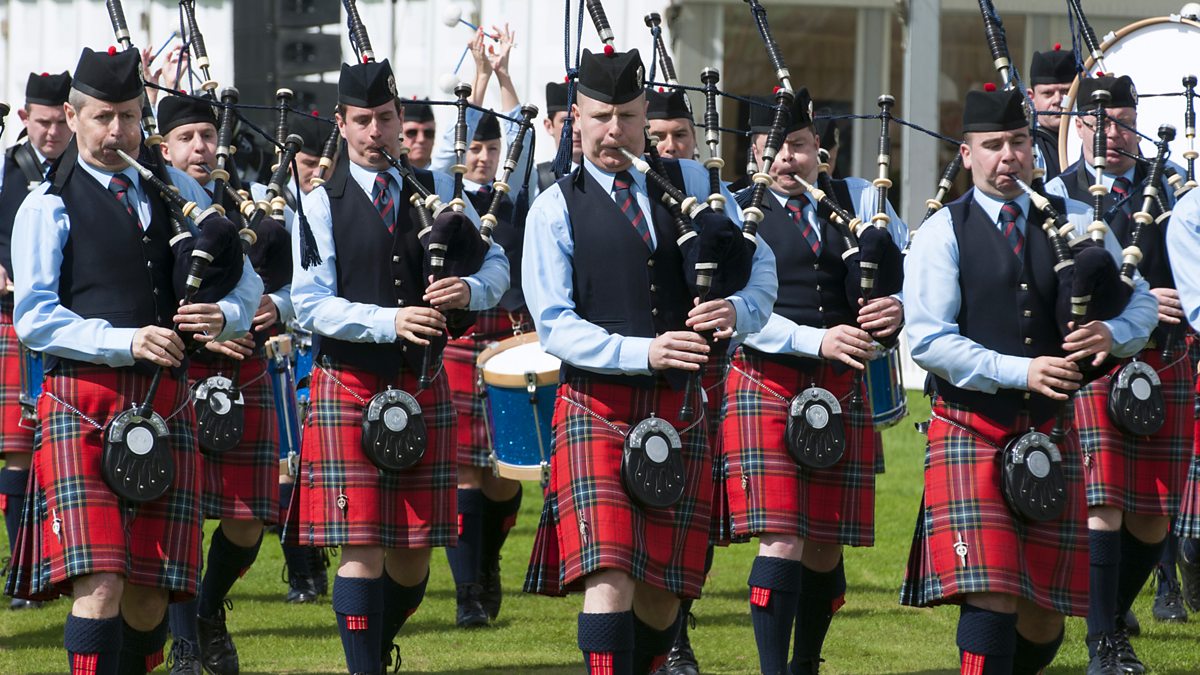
3, 392, 1198, 673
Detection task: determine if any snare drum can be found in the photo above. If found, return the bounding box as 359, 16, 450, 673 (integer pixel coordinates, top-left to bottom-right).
866, 345, 907, 429
293, 327, 314, 422
17, 342, 43, 428
477, 333, 561, 481
266, 336, 302, 474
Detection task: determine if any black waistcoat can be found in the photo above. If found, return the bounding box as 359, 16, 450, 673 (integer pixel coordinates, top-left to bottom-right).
1059, 160, 1174, 290
1034, 126, 1062, 181
738, 181, 857, 337
536, 161, 557, 193
317, 153, 437, 379
467, 185, 527, 312
932, 192, 1065, 427
0, 143, 47, 278
558, 161, 692, 388
50, 140, 181, 377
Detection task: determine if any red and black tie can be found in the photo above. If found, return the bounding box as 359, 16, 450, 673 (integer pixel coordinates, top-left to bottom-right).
108, 173, 138, 224
786, 196, 821, 255
612, 170, 652, 249
999, 200, 1024, 257
1110, 175, 1133, 218
373, 172, 396, 232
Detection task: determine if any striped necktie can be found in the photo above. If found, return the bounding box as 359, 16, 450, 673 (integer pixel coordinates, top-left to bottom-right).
373, 172, 396, 232
612, 170, 652, 249
786, 196, 821, 255
108, 174, 138, 225
1110, 175, 1133, 218
999, 201, 1024, 257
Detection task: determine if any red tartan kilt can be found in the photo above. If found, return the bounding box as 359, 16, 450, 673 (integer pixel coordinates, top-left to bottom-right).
190, 355, 279, 523
292, 363, 456, 549
703, 349, 736, 546
0, 301, 35, 457
899, 401, 1089, 617
444, 308, 532, 468
525, 376, 711, 598
1175, 373, 1200, 539
722, 349, 879, 547
11, 364, 201, 602
1075, 347, 1194, 515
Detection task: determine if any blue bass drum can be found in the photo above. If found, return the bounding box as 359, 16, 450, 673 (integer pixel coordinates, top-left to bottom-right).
477, 333, 561, 482
17, 342, 43, 429
865, 344, 907, 429
266, 335, 302, 475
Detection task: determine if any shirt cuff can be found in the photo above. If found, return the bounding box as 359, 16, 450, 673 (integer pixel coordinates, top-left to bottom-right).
996, 354, 1032, 391
791, 326, 826, 360
108, 327, 140, 367
463, 276, 486, 311
214, 300, 244, 341
727, 296, 747, 334
619, 337, 654, 374
372, 307, 399, 343
268, 290, 294, 325
1102, 319, 1149, 359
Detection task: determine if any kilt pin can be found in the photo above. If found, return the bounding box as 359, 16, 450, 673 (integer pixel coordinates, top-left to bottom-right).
722, 348, 879, 547
287, 362, 457, 549
190, 353, 279, 523
524, 377, 711, 599
6, 363, 201, 602
441, 307, 533, 468
1074, 345, 1194, 515
0, 297, 35, 458
900, 400, 1090, 617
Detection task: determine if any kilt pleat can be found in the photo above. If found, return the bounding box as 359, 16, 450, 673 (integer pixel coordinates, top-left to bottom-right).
525, 377, 711, 598
1075, 347, 1193, 515
1174, 373, 1200, 538
899, 400, 1089, 617
294, 362, 456, 549
191, 355, 279, 523
704, 349, 735, 546
9, 364, 201, 601
722, 348, 879, 547
0, 301, 35, 457
444, 308, 533, 468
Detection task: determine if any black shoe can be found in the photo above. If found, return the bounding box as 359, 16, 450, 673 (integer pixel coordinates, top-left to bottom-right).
1110, 629, 1146, 675
197, 601, 239, 675
653, 611, 698, 675
381, 642, 402, 674
8, 597, 42, 610
167, 639, 203, 675
283, 559, 319, 604
1087, 636, 1124, 675
1152, 566, 1188, 623
789, 658, 823, 675
455, 583, 489, 628
478, 556, 502, 621
1180, 539, 1200, 613
1118, 609, 1141, 637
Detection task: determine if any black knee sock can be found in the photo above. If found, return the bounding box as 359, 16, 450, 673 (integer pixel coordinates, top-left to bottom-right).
1087, 528, 1121, 654
197, 526, 262, 619
167, 598, 198, 645
116, 618, 168, 675
791, 559, 847, 670
1117, 526, 1167, 616
1157, 531, 1181, 593
1011, 626, 1064, 675
578, 611, 634, 675
748, 556, 803, 675
956, 604, 1017, 675
671, 598, 694, 647
1, 468, 29, 556
446, 488, 484, 586
64, 614, 123, 675
333, 575, 384, 675
381, 570, 428, 650
703, 544, 715, 576
631, 613, 677, 675
481, 486, 522, 568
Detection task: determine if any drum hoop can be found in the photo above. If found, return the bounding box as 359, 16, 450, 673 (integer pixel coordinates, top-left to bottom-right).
477, 332, 560, 387
1057, 15, 1200, 168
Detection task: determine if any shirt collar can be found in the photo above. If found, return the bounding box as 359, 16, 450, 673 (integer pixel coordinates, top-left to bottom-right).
79, 157, 139, 192
583, 157, 647, 194
768, 187, 816, 211
348, 160, 403, 194
1087, 163, 1136, 188
464, 177, 486, 192
972, 188, 1029, 223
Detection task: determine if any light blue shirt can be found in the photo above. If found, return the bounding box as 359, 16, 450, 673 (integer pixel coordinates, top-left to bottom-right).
522, 156, 778, 375
904, 187, 1157, 394
1046, 160, 1182, 213
430, 106, 484, 175
291, 159, 509, 343
742, 178, 908, 359
12, 161, 264, 366
451, 105, 536, 203
217, 180, 295, 326
1167, 187, 1200, 330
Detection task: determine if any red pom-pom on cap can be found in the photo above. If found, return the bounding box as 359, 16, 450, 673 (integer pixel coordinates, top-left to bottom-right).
1095, 71, 1105, 77
563, 75, 570, 82
983, 82, 997, 92
311, 110, 320, 117
361, 55, 369, 64
107, 45, 117, 56
657, 87, 665, 93
40, 72, 49, 77
603, 44, 615, 56
773, 85, 781, 94
1053, 42, 1062, 51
